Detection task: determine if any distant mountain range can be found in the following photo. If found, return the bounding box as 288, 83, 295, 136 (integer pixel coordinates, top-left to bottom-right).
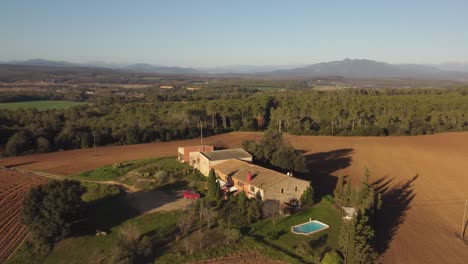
2, 58, 468, 80
267, 59, 468, 80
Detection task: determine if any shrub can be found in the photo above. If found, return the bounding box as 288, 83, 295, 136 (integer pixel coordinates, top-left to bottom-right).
266, 230, 279, 240
321, 250, 342, 264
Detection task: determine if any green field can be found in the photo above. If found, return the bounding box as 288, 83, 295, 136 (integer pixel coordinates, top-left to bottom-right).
0, 101, 87, 110
70, 158, 160, 181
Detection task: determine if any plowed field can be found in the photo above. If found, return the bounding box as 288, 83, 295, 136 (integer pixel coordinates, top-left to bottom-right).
1, 132, 468, 263
0, 170, 47, 263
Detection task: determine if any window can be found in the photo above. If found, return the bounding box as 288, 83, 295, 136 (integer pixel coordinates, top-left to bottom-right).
281, 188, 284, 194
250, 186, 255, 192
238, 182, 244, 187
295, 186, 298, 192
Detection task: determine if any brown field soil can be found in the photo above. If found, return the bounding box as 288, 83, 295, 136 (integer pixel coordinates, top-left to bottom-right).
0, 169, 47, 263
0, 132, 262, 175
283, 132, 468, 264
1, 131, 468, 263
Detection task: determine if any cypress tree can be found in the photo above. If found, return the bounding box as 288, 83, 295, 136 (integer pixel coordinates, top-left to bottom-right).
353, 213, 377, 263
339, 218, 356, 264
207, 169, 221, 201
300, 185, 314, 209
334, 175, 345, 204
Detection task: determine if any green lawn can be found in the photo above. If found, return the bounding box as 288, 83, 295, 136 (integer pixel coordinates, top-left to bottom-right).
157, 200, 342, 264
81, 182, 122, 202
118, 157, 206, 191
0, 101, 87, 110
157, 235, 302, 264
44, 211, 179, 264
250, 200, 342, 263
71, 158, 160, 181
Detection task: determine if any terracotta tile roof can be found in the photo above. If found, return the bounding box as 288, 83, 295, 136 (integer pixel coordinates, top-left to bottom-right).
211, 159, 310, 201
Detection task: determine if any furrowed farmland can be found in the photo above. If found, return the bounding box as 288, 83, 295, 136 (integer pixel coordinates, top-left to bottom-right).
0, 170, 47, 263
1, 132, 468, 263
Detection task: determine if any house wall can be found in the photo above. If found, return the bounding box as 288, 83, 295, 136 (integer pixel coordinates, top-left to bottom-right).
177, 147, 184, 162
263, 184, 306, 204
179, 146, 214, 163
198, 155, 211, 176
239, 157, 253, 162
189, 152, 202, 172
245, 183, 264, 200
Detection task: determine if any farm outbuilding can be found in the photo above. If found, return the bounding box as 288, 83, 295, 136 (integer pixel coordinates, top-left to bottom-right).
189, 148, 252, 176
177, 145, 214, 163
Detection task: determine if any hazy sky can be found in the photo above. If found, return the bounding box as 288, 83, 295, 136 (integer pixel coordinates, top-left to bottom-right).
1, 0, 467, 67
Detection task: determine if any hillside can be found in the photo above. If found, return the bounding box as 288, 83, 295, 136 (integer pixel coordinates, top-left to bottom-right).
268, 59, 468, 80
4, 58, 468, 80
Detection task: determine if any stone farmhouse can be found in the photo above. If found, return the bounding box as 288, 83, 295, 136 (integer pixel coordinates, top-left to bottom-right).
211, 159, 310, 204
189, 148, 252, 176
179, 146, 310, 207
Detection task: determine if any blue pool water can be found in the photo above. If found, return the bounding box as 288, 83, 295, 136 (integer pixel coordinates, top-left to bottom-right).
292, 220, 329, 235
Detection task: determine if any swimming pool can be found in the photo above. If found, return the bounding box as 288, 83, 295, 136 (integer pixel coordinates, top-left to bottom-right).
291, 219, 330, 235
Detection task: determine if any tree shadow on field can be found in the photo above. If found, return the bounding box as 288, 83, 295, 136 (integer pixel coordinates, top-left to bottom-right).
125, 185, 183, 213
373, 174, 418, 255
71, 192, 139, 237
301, 148, 354, 198
4, 160, 39, 168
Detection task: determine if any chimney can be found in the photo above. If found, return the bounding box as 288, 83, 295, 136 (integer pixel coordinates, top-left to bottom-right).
246, 173, 253, 182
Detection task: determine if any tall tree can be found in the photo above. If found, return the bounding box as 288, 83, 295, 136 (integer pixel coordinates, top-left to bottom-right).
5, 131, 30, 156
300, 185, 314, 209
334, 175, 345, 204
22, 180, 86, 244
207, 169, 221, 201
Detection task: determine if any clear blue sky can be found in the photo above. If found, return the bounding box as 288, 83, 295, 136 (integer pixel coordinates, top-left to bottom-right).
1, 0, 467, 67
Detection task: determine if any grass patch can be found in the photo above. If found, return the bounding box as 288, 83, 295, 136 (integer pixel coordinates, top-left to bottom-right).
43, 181, 180, 264
157, 235, 301, 264
157, 200, 341, 264
43, 211, 179, 264
71, 158, 159, 181
81, 182, 122, 202
0, 101, 86, 110
5, 180, 128, 264
119, 157, 206, 191
250, 200, 342, 263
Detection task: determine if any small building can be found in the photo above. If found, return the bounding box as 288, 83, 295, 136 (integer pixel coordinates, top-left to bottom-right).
211, 159, 310, 204
177, 145, 214, 163
186, 87, 200, 91
160, 85, 174, 89
341, 206, 357, 221
189, 148, 252, 176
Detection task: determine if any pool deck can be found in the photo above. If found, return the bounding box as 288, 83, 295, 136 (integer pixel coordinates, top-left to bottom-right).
291, 218, 330, 236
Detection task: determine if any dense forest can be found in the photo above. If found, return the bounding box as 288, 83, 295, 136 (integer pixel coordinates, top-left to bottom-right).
1, 87, 468, 156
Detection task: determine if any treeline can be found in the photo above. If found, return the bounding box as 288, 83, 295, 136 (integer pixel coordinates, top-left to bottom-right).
270, 88, 468, 136
242, 130, 308, 173
0, 91, 86, 103
1, 88, 468, 156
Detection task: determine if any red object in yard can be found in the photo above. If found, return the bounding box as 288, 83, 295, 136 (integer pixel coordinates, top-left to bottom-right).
246, 173, 253, 182
183, 190, 200, 199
